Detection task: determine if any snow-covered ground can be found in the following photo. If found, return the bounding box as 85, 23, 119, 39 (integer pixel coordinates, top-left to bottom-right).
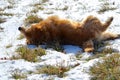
0, 0, 120, 80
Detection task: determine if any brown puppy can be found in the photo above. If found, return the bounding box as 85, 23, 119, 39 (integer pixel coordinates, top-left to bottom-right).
18, 15, 120, 52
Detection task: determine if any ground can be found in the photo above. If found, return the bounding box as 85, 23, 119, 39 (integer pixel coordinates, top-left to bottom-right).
0, 0, 120, 80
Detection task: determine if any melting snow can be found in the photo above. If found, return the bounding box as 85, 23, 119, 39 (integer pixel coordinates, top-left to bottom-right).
0, 0, 120, 80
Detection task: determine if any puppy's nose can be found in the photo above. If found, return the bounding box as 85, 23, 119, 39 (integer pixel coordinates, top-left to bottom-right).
18, 27, 22, 30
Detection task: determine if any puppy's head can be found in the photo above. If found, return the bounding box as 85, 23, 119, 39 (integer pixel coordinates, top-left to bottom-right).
18, 26, 45, 45
18, 26, 26, 34
18, 26, 32, 44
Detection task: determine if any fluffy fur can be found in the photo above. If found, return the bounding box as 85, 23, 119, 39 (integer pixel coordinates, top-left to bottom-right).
18, 15, 120, 52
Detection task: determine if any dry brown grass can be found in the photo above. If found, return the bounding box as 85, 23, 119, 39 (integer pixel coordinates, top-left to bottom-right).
76, 41, 115, 61
17, 34, 25, 40
0, 18, 6, 23
30, 3, 44, 13
0, 12, 14, 16
36, 65, 70, 78
89, 53, 120, 80
24, 14, 43, 25
12, 46, 46, 62
45, 41, 64, 52
11, 69, 27, 79
98, 1, 117, 14
6, 44, 12, 48
86, 47, 118, 61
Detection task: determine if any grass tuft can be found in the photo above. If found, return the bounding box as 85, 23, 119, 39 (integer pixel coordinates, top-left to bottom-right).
5, 5, 14, 9
36, 65, 70, 78
24, 14, 43, 25
45, 41, 64, 52
41, 0, 48, 3
7, 0, 16, 5
30, 0, 48, 13
0, 18, 6, 23
89, 53, 120, 80
0, 8, 4, 11
17, 34, 25, 40
86, 47, 118, 61
6, 44, 12, 48
11, 69, 27, 79
14, 46, 46, 62
30, 4, 44, 13
94, 41, 110, 52
0, 12, 14, 16
98, 1, 117, 14
76, 41, 114, 60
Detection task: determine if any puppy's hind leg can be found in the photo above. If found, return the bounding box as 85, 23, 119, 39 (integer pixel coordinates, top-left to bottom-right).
99, 32, 120, 41
82, 40, 94, 52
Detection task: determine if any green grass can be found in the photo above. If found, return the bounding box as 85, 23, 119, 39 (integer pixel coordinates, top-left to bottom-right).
36, 65, 70, 78
89, 53, 120, 80
13, 46, 46, 62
